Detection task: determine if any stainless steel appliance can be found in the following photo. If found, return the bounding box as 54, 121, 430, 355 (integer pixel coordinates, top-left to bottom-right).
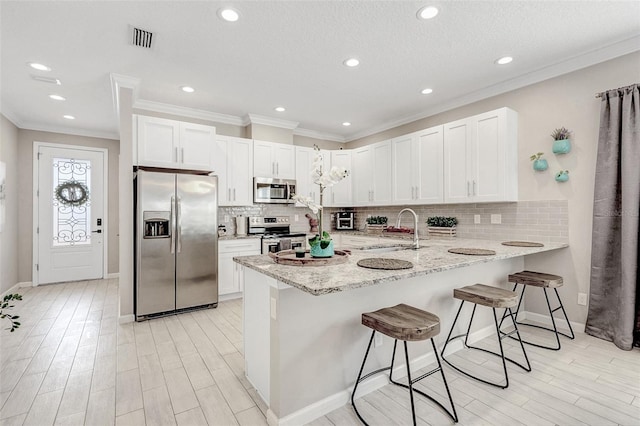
335, 212, 355, 230
248, 216, 307, 253
135, 170, 218, 320
253, 177, 296, 204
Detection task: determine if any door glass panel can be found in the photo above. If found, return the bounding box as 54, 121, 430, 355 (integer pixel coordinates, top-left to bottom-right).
52, 157, 92, 246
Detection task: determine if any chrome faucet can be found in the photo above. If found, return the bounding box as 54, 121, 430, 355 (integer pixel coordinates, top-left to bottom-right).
396, 208, 419, 249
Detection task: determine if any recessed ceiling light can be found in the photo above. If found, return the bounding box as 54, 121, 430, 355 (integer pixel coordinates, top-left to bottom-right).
63, 115, 75, 120
343, 58, 360, 67
342, 122, 351, 127
218, 8, 240, 22
495, 56, 513, 65
421, 88, 433, 95
49, 94, 66, 101
181, 86, 195, 93
417, 6, 439, 20
274, 106, 286, 112
29, 62, 51, 71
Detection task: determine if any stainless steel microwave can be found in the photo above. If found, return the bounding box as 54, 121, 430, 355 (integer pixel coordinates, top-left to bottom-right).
253, 177, 296, 204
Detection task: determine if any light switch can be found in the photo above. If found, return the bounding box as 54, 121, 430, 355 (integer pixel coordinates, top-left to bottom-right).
474, 215, 481, 224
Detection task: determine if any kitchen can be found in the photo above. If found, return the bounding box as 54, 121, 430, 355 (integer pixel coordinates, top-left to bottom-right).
1, 1, 640, 425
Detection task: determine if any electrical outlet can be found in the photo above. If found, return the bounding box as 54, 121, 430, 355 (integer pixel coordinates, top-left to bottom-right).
294, 214, 299, 222
224, 215, 230, 223
491, 214, 502, 224
577, 293, 587, 306
374, 334, 383, 347
474, 214, 481, 224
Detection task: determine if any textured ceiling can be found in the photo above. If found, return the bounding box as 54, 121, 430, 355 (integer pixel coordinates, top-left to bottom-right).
1, 1, 639, 141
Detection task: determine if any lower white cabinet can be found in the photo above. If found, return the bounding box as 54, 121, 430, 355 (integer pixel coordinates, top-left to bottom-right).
218, 239, 261, 297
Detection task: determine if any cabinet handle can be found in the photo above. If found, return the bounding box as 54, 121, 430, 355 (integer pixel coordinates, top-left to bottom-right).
332, 193, 335, 204
272, 162, 275, 175
233, 188, 236, 201
181, 148, 184, 163
473, 180, 476, 196
174, 147, 178, 162
412, 186, 415, 199
276, 163, 279, 175
228, 188, 231, 201
467, 181, 471, 196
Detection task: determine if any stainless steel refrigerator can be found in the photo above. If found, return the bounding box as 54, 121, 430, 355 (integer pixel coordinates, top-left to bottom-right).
135, 170, 218, 320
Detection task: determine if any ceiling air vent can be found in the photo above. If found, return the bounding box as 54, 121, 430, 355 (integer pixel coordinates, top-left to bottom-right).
31, 75, 61, 85
130, 26, 153, 49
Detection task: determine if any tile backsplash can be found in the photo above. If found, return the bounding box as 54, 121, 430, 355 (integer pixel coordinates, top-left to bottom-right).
219, 200, 568, 244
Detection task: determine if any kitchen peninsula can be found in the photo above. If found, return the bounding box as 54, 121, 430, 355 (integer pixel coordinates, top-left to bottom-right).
234, 238, 567, 425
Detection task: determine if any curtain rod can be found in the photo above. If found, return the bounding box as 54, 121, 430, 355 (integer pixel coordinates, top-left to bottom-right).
595, 83, 638, 98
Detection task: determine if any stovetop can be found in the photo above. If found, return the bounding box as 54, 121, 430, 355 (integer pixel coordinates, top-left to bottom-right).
261, 233, 307, 240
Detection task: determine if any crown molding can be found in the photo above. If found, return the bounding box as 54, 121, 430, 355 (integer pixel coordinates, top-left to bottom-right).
293, 127, 346, 143
345, 35, 640, 142
16, 121, 119, 140
110, 73, 141, 120
0, 105, 22, 129
246, 113, 299, 130
134, 99, 246, 126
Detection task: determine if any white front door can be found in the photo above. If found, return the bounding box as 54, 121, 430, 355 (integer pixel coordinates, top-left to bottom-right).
36, 144, 106, 285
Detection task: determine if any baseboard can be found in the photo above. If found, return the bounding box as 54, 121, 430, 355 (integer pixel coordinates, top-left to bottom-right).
521, 310, 585, 334
1, 281, 33, 296
219, 292, 242, 302
269, 323, 495, 425
105, 273, 120, 279
118, 314, 135, 324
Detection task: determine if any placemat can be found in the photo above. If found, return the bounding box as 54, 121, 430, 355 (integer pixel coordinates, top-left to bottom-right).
448, 248, 496, 256
357, 258, 414, 270
501, 241, 544, 247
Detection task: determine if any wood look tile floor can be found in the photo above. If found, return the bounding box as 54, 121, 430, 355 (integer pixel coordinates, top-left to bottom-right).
1, 279, 639, 426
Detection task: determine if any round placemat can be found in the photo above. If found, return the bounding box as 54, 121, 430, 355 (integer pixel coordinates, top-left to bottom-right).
357, 258, 414, 270
448, 248, 496, 256
501, 241, 544, 247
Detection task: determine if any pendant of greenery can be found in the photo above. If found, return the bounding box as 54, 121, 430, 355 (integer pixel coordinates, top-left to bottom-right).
1, 293, 22, 332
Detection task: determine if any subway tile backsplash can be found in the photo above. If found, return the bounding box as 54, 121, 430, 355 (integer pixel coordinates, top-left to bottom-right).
218, 200, 568, 244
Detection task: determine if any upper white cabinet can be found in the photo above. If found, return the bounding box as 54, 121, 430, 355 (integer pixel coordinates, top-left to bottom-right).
295, 146, 330, 206
136, 115, 216, 171
392, 126, 444, 205
353, 140, 392, 206
443, 107, 518, 203
214, 136, 253, 206
326, 150, 353, 207
253, 140, 295, 179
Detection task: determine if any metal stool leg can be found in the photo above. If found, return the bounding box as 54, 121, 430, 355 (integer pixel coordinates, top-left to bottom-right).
351, 330, 385, 425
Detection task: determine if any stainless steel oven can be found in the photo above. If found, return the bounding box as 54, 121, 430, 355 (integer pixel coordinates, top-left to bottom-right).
253, 177, 296, 204
249, 216, 307, 253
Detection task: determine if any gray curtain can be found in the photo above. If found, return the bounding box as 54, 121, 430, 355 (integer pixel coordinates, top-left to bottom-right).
586, 84, 640, 351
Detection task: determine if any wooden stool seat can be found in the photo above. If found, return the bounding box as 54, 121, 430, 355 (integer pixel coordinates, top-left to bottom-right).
454, 284, 518, 308
362, 303, 440, 341
508, 270, 563, 288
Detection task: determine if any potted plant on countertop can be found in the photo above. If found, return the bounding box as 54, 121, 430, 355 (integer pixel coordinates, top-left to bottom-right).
365, 216, 388, 234
292, 146, 349, 258
426, 216, 458, 237
1, 293, 22, 332
551, 127, 572, 154
530, 152, 548, 171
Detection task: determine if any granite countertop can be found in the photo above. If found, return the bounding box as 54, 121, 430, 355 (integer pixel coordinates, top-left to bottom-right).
219, 234, 261, 241
233, 238, 568, 296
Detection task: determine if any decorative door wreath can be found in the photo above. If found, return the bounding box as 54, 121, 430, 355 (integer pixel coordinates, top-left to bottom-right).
55, 180, 90, 206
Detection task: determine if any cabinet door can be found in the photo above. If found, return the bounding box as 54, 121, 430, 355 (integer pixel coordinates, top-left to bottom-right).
137, 116, 179, 168
472, 109, 506, 202
179, 123, 215, 171
416, 126, 444, 204
253, 140, 275, 177
295, 147, 317, 205
329, 151, 353, 206
444, 118, 472, 203
352, 147, 372, 205
392, 133, 416, 204
273, 143, 295, 179
213, 136, 230, 205
228, 137, 254, 205
218, 251, 237, 295
372, 141, 392, 204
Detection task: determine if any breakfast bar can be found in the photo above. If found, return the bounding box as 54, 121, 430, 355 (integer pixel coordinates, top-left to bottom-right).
234, 238, 568, 425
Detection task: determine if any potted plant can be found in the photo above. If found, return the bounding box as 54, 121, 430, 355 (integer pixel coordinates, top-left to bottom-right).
426, 216, 458, 237
1, 293, 22, 332
555, 170, 570, 182
366, 216, 388, 234
551, 127, 572, 154
530, 152, 548, 171
292, 146, 349, 257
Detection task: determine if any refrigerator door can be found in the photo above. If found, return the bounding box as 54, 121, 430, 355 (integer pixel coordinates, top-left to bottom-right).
176, 174, 218, 309
136, 171, 177, 317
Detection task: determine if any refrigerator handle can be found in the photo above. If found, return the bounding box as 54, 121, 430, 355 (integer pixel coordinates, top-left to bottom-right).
176, 196, 182, 253
170, 195, 176, 254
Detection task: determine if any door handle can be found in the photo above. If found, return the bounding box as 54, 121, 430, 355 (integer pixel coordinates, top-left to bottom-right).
91, 229, 102, 234
176, 196, 182, 253
276, 163, 279, 175
170, 196, 176, 254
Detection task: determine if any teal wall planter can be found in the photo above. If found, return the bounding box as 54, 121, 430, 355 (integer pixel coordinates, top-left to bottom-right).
552, 139, 571, 154
555, 171, 569, 182
533, 159, 548, 171
310, 240, 334, 258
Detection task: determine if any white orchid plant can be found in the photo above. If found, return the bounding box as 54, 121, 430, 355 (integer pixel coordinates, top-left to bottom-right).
292, 146, 349, 249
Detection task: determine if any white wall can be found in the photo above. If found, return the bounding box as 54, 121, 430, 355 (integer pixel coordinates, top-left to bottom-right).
348, 52, 640, 324
0, 115, 19, 293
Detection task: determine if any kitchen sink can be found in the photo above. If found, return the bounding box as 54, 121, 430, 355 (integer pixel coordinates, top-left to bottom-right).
358, 245, 413, 253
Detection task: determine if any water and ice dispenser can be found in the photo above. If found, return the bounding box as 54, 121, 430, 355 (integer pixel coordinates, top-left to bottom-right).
143, 211, 170, 238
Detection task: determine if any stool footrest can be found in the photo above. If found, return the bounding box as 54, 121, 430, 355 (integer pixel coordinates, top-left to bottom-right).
411, 366, 441, 384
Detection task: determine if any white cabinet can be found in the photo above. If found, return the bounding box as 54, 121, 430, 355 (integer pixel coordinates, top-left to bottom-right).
326, 150, 353, 207
136, 115, 216, 171
218, 239, 261, 297
294, 146, 329, 206
253, 140, 295, 179
353, 140, 392, 206
392, 126, 443, 205
213, 136, 253, 206
443, 107, 518, 203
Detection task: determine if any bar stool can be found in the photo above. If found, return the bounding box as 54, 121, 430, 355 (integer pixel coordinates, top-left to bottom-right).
499, 271, 575, 350
351, 303, 458, 425
441, 284, 531, 389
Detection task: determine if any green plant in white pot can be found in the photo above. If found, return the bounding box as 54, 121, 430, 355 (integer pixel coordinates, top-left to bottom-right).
551, 127, 572, 154
292, 146, 349, 257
